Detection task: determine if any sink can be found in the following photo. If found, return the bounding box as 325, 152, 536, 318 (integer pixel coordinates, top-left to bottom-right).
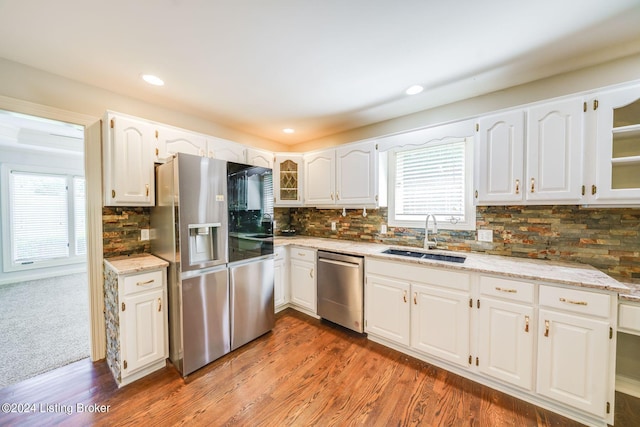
382, 248, 466, 263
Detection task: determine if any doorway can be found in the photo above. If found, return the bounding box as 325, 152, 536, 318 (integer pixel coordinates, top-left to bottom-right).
0, 110, 90, 387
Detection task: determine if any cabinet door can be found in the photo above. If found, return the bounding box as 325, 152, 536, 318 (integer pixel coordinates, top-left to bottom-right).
594, 84, 640, 201
537, 309, 611, 418
121, 289, 165, 375
304, 150, 335, 205
336, 141, 377, 205
526, 98, 584, 202
104, 115, 155, 206
290, 258, 316, 312
274, 259, 287, 309
476, 110, 524, 204
274, 154, 304, 206
208, 137, 246, 163
246, 148, 274, 168
411, 283, 469, 367
478, 298, 534, 390
365, 274, 410, 346
156, 125, 207, 162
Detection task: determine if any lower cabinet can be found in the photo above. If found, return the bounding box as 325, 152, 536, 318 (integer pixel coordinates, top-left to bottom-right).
289, 247, 316, 313
104, 256, 169, 387
365, 258, 616, 427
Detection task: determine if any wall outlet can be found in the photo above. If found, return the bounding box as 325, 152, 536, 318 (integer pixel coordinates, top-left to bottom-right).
331, 221, 337, 231
380, 224, 387, 234
141, 229, 150, 241
477, 229, 493, 242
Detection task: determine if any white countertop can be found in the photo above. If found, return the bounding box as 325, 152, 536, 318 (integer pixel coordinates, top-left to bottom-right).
104, 253, 169, 275
275, 236, 630, 295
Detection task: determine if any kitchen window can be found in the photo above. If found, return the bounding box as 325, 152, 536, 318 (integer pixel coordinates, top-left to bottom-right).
1, 166, 86, 272
388, 137, 475, 230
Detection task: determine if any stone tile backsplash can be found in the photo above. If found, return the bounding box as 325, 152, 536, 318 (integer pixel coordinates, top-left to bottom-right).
101, 204, 640, 279
282, 205, 640, 279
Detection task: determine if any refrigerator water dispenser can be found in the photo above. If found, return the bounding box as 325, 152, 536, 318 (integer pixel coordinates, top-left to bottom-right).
188, 223, 221, 265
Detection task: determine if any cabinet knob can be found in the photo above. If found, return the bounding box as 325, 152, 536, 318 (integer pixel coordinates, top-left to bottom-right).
146, 184, 150, 197
413, 292, 417, 305
403, 290, 407, 303
530, 178, 535, 193
310, 268, 314, 279
544, 320, 550, 337
524, 315, 529, 333
158, 298, 162, 312
515, 179, 520, 195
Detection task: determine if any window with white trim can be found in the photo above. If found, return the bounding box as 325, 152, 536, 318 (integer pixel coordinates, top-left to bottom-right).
388, 137, 475, 230
2, 166, 86, 271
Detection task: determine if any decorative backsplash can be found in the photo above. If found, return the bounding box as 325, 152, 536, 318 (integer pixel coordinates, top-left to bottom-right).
102, 207, 151, 258
280, 205, 640, 280
101, 205, 640, 279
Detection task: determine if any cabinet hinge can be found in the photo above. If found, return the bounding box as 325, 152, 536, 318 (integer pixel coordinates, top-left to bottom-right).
123, 360, 127, 370
121, 302, 126, 311
476, 357, 479, 366
474, 190, 478, 199
469, 355, 472, 365
593, 99, 599, 111
155, 129, 159, 138
610, 327, 613, 339
606, 401, 610, 414
469, 298, 473, 308
112, 189, 116, 199
477, 299, 480, 309
583, 102, 587, 113
475, 123, 479, 132
110, 118, 114, 129
375, 143, 379, 150
581, 185, 585, 196
592, 185, 597, 195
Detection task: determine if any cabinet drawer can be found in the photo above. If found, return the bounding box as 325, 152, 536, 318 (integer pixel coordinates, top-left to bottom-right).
539, 285, 611, 318
619, 303, 640, 335
290, 247, 315, 261
123, 270, 164, 296
479, 276, 535, 304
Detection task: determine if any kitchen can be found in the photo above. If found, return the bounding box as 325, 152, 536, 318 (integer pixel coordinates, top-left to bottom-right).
1, 1, 640, 426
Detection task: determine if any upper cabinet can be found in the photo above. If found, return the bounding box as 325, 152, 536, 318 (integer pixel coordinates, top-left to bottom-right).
207, 137, 246, 163
525, 97, 584, 203
475, 110, 525, 204
304, 140, 378, 207
274, 154, 303, 206
155, 125, 207, 162
103, 112, 155, 206
246, 148, 274, 168
592, 83, 640, 202
475, 97, 585, 205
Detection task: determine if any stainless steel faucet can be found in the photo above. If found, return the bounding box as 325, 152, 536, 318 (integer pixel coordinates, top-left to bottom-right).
424, 214, 438, 249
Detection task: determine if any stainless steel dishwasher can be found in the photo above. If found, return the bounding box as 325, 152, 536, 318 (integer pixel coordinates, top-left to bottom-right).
317, 250, 364, 333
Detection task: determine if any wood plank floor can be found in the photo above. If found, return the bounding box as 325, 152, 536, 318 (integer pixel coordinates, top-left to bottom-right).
1, 308, 638, 426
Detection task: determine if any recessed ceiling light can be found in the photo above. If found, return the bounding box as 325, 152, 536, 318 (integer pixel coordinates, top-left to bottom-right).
282, 128, 295, 134
141, 74, 165, 86
405, 85, 424, 95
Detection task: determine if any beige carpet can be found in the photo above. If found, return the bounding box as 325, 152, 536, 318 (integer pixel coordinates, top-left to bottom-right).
0, 273, 90, 387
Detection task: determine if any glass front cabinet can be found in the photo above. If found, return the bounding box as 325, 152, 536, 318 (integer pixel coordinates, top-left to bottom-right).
274, 154, 304, 206
594, 83, 640, 201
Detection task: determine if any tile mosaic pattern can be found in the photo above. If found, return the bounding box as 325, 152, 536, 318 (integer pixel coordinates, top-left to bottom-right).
103, 263, 121, 383
102, 207, 151, 258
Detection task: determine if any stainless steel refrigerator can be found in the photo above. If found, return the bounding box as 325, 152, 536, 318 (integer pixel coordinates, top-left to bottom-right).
151, 154, 275, 377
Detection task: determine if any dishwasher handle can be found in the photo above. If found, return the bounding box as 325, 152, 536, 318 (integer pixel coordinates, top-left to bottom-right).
318, 257, 361, 269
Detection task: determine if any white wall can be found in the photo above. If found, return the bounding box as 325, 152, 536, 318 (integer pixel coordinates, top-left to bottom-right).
0, 58, 287, 153
292, 52, 640, 152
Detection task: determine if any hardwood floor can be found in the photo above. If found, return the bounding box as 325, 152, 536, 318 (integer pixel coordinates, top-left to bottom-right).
1, 308, 638, 426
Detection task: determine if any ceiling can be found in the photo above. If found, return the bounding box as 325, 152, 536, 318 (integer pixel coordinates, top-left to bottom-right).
0, 1, 639, 145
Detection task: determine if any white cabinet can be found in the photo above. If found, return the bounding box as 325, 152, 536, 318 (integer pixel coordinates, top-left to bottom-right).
411, 282, 470, 367
536, 285, 614, 422
526, 98, 585, 203
365, 273, 410, 346
289, 247, 316, 313
304, 141, 378, 206
246, 148, 274, 168
274, 154, 304, 206
104, 256, 168, 387
155, 125, 207, 162
102, 112, 155, 206
207, 137, 246, 163
477, 276, 535, 391
475, 110, 525, 204
274, 246, 289, 311
593, 83, 640, 202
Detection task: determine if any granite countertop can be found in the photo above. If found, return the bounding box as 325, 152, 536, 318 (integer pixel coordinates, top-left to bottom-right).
104, 253, 169, 275
619, 281, 640, 303
274, 236, 630, 295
